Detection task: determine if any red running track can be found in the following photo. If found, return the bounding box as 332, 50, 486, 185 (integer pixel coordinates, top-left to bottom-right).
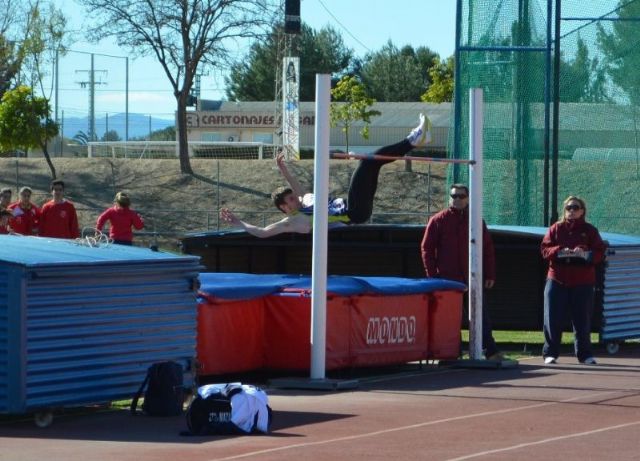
1, 347, 639, 461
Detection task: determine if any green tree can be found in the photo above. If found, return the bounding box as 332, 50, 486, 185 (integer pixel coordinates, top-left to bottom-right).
78, 0, 276, 175
101, 129, 121, 142
560, 37, 608, 103
0, 1, 30, 98
226, 23, 353, 101
330, 76, 380, 153
597, 2, 640, 104
0, 1, 67, 100
0, 85, 59, 177
421, 56, 454, 103
359, 42, 438, 101
597, 1, 640, 179
150, 125, 176, 141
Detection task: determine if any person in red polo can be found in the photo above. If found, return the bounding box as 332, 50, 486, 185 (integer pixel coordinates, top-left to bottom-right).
39, 180, 80, 239
95, 192, 145, 245
8, 186, 40, 235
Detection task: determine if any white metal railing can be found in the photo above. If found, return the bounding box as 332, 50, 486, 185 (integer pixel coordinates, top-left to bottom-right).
86, 141, 275, 159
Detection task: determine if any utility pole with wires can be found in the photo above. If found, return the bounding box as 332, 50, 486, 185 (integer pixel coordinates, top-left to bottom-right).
75, 53, 107, 142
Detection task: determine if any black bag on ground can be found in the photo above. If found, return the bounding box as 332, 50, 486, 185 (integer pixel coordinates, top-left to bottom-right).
183, 383, 272, 436
185, 391, 241, 435
130, 361, 185, 416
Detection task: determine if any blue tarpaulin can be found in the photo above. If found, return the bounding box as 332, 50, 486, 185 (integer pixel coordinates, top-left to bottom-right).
198, 272, 467, 300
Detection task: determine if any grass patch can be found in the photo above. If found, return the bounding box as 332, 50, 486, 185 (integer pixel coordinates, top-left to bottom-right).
461, 330, 601, 360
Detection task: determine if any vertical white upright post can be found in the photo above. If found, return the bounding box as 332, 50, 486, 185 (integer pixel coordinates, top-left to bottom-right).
468, 88, 484, 361
310, 74, 331, 379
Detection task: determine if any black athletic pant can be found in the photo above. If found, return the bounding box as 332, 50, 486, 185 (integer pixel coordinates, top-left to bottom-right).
346, 139, 413, 224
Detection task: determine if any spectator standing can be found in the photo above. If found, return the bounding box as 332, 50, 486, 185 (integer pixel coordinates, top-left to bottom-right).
0, 210, 14, 234
0, 188, 11, 210
39, 180, 80, 239
8, 187, 40, 235
95, 192, 145, 245
540, 195, 606, 365
0, 188, 12, 234
420, 184, 504, 361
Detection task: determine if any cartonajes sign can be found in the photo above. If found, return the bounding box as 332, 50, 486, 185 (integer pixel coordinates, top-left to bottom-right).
186, 111, 316, 129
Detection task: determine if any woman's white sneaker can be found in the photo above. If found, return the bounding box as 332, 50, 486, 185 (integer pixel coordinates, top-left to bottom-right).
544, 356, 557, 364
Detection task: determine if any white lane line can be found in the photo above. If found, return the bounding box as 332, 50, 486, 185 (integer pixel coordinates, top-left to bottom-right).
207, 390, 619, 461
445, 419, 640, 461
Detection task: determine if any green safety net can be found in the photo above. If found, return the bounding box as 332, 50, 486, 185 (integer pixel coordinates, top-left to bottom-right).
451, 0, 640, 234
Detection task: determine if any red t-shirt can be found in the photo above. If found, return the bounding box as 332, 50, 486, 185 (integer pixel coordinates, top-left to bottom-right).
8, 202, 40, 235
95, 206, 144, 242
39, 200, 80, 239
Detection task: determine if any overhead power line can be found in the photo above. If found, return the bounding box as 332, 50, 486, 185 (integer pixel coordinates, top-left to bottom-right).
315, 0, 372, 52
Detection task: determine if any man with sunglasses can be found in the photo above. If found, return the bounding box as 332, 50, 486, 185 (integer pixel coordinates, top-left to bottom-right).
420, 184, 503, 361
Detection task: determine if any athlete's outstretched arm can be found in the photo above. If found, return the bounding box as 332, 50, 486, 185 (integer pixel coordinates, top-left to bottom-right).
276, 152, 305, 198
220, 207, 309, 238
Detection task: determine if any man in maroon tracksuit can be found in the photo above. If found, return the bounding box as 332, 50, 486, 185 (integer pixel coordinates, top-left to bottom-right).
421, 183, 503, 360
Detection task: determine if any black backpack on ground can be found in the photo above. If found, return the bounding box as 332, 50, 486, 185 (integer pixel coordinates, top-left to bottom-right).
131, 361, 185, 416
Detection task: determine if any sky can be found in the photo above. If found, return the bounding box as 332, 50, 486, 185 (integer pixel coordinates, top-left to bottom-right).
52, 0, 457, 122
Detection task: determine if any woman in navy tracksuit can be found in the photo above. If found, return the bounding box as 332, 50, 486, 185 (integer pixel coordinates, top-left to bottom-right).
540, 196, 606, 365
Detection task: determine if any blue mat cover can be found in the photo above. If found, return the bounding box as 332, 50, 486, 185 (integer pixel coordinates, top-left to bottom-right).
198, 273, 466, 301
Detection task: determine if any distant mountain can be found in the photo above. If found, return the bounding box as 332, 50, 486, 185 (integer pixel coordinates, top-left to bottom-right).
61, 113, 175, 140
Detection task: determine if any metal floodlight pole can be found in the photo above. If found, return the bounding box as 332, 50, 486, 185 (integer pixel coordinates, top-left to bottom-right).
468, 88, 484, 361
310, 74, 330, 380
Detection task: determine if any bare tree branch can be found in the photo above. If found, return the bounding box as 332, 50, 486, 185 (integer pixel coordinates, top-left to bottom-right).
77, 0, 277, 173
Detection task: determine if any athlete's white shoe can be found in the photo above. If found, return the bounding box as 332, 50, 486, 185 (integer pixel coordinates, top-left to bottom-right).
407, 113, 432, 147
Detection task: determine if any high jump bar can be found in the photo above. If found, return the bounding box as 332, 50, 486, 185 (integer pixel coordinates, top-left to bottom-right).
330, 152, 475, 165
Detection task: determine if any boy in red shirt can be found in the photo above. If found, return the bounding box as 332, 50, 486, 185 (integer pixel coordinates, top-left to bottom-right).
39, 180, 80, 239
9, 186, 40, 235
95, 192, 144, 245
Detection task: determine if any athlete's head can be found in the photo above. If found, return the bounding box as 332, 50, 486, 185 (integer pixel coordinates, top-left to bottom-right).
272, 186, 301, 214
